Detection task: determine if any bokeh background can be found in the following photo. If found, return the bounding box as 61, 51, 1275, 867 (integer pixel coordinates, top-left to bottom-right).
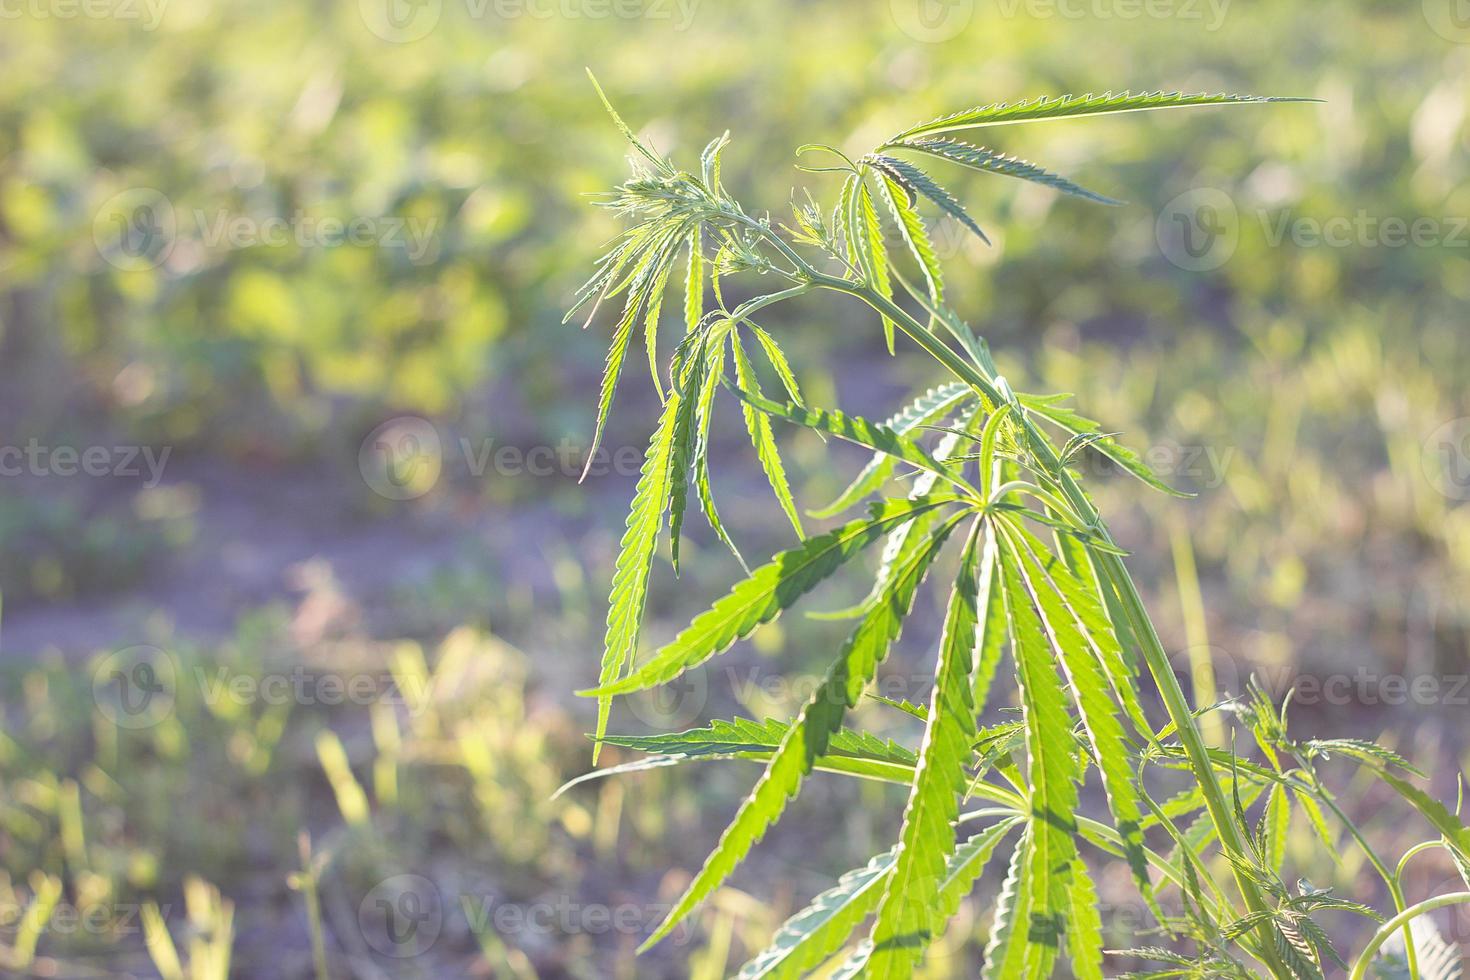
2, 0, 1469, 975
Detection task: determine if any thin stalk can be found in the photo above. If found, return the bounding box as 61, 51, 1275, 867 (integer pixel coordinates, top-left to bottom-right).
1288, 763, 1418, 975
1348, 892, 1470, 980
738, 219, 1290, 974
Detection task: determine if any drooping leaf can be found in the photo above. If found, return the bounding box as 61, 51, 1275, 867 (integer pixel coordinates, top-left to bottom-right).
810, 383, 971, 519
637, 517, 961, 950
691, 331, 745, 569
582, 225, 685, 479
749, 325, 805, 407
685, 229, 704, 334
1021, 393, 1189, 497
810, 405, 976, 622
889, 138, 1122, 206
876, 171, 943, 307
592, 382, 684, 762
668, 338, 707, 573
732, 329, 805, 538
867, 524, 983, 977
590, 716, 919, 786
870, 155, 989, 244
583, 494, 961, 699
733, 389, 970, 493
970, 527, 1008, 714
856, 179, 897, 352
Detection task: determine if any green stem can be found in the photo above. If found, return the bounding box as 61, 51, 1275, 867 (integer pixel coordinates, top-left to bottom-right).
1348, 892, 1470, 980
1291, 765, 1418, 976
742, 220, 1290, 974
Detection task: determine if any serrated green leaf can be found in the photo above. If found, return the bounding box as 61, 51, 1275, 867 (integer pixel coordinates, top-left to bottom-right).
855, 179, 897, 352
871, 155, 989, 244
733, 389, 971, 493
1005, 519, 1150, 905
691, 333, 745, 569
877, 172, 943, 307
668, 338, 707, 573
826, 818, 1022, 979
867, 524, 983, 978
889, 138, 1122, 206
889, 91, 1313, 142
593, 388, 684, 762
749, 325, 804, 408
583, 494, 960, 699
810, 405, 976, 622
638, 517, 960, 951
735, 846, 898, 980
982, 830, 1036, 979
810, 383, 971, 519
732, 329, 805, 538
999, 544, 1081, 978
1065, 857, 1105, 980
685, 229, 704, 334
1021, 393, 1189, 498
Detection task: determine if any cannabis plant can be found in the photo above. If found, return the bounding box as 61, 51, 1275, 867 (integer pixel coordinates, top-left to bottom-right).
562, 76, 1470, 978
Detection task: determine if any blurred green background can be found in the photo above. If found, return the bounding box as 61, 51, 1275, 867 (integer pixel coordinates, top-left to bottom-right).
1, 0, 1469, 975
